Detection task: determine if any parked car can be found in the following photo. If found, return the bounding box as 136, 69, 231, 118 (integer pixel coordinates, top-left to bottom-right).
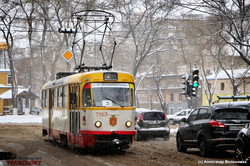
135, 108, 170, 141
30, 106, 42, 115
167, 109, 193, 125
176, 105, 250, 156
235, 123, 250, 164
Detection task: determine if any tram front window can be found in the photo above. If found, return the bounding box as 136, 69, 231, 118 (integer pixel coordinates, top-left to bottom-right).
83, 83, 134, 107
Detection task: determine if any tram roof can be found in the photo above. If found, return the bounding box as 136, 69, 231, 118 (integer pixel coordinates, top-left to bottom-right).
42, 70, 134, 90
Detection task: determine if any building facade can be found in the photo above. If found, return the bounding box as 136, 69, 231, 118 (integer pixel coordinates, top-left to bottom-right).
202, 69, 250, 105
0, 39, 38, 115
136, 74, 201, 114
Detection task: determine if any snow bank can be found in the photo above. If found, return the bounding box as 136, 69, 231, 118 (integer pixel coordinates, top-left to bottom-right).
0, 115, 42, 124
170, 128, 178, 135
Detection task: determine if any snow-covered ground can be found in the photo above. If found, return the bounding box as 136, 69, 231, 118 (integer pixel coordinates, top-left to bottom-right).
0, 115, 42, 124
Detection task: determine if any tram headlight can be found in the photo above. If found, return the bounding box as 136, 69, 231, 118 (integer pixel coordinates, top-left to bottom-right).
125, 120, 132, 128
95, 121, 102, 128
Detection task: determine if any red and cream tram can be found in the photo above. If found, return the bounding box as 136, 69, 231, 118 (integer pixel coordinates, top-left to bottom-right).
42, 71, 135, 150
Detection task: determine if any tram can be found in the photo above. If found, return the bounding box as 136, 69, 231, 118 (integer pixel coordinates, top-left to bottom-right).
42, 71, 136, 150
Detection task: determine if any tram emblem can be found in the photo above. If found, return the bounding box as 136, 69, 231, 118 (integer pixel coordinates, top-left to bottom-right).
109, 115, 117, 126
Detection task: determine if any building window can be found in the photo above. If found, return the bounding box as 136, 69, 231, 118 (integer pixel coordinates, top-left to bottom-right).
179, 93, 183, 101
8, 74, 12, 84
221, 82, 225, 91
170, 93, 174, 101
170, 107, 174, 114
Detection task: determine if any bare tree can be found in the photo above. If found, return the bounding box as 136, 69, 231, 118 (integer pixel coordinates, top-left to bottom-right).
180, 0, 250, 66
36, 0, 50, 84
19, 0, 37, 91
200, 30, 250, 101
0, 2, 19, 110
200, 37, 223, 105
152, 66, 168, 112
115, 0, 177, 78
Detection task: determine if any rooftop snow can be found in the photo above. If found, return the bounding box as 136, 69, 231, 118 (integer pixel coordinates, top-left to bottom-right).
207, 69, 250, 80
0, 84, 11, 88
0, 69, 10, 72
0, 88, 28, 99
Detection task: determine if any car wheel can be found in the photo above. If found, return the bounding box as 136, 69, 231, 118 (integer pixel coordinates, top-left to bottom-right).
235, 141, 247, 162
199, 136, 212, 157
168, 119, 174, 125
176, 133, 187, 152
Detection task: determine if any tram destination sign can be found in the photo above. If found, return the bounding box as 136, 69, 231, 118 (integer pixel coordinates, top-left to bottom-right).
92, 83, 129, 88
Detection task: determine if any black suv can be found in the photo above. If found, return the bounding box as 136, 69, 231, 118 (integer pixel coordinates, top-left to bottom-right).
176, 106, 250, 156
235, 123, 250, 164
135, 108, 170, 141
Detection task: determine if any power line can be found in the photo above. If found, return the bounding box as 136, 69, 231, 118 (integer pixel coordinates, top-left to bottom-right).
0, 14, 249, 33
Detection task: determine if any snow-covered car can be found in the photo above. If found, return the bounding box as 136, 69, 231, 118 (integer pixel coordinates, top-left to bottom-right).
167, 109, 193, 125
135, 108, 170, 141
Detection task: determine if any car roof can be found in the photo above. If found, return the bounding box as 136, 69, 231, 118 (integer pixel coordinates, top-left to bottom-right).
213, 101, 250, 108
195, 105, 248, 111
136, 108, 164, 113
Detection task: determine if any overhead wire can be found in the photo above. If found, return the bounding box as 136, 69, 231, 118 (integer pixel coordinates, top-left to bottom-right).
0, 14, 250, 34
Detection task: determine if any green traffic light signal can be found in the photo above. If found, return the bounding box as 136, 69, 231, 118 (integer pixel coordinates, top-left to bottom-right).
193, 82, 199, 88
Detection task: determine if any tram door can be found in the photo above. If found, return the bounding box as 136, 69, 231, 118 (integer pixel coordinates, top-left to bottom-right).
69, 85, 80, 137
48, 89, 54, 135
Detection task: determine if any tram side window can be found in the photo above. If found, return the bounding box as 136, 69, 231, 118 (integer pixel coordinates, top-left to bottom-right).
57, 86, 67, 108
75, 86, 80, 108
42, 90, 48, 108
57, 87, 62, 107
63, 86, 67, 108
54, 88, 57, 107
61, 86, 65, 107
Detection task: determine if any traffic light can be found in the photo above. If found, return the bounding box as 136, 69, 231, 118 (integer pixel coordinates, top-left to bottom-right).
191, 69, 199, 97
182, 75, 190, 96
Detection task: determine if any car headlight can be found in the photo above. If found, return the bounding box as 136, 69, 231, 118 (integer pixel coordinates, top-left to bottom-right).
125, 120, 132, 128
95, 121, 102, 128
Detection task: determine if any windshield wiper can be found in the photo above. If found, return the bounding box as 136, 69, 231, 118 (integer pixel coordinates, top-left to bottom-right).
104, 97, 124, 108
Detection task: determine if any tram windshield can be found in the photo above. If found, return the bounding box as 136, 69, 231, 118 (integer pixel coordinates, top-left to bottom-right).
83, 83, 135, 107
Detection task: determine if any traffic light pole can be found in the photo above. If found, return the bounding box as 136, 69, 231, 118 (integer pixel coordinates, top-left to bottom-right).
182, 69, 199, 109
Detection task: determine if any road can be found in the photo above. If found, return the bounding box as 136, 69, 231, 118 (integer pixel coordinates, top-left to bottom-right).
0, 124, 237, 166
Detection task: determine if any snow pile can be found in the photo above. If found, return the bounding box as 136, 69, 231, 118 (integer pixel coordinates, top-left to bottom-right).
0, 115, 42, 124
170, 127, 178, 135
